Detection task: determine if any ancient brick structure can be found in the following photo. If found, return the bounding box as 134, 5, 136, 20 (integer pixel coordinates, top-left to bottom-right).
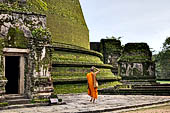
118, 43, 156, 85
0, 10, 53, 102
90, 39, 122, 75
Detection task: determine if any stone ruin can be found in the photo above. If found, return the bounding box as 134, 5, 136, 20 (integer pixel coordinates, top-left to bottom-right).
91, 41, 155, 84
118, 43, 156, 85
96, 42, 170, 95
90, 39, 122, 75
0, 10, 53, 102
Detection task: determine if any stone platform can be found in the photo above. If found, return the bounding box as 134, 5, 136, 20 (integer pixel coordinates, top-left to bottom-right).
99, 84, 170, 96
1, 94, 170, 113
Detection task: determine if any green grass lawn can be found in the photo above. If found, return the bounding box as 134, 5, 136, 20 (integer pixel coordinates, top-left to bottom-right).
54, 81, 121, 94
157, 81, 170, 84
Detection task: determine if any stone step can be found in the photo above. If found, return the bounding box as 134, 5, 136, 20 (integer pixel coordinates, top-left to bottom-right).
7, 99, 31, 105
116, 90, 170, 96
0, 102, 66, 110
5, 94, 26, 100
99, 85, 170, 96
99, 89, 170, 96
0, 103, 49, 110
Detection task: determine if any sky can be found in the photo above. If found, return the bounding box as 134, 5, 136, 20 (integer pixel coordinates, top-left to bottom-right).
79, 0, 170, 53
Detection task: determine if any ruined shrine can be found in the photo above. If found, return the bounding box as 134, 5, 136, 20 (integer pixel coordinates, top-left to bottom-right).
0, 10, 53, 102
99, 43, 170, 95
118, 43, 155, 85
90, 39, 122, 75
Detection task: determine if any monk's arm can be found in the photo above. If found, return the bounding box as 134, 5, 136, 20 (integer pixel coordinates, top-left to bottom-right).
95, 67, 100, 74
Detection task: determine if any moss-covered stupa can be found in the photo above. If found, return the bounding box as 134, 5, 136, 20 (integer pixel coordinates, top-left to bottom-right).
0, 0, 117, 98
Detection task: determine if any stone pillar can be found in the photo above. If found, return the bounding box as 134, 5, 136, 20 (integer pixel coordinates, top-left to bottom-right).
118, 43, 156, 85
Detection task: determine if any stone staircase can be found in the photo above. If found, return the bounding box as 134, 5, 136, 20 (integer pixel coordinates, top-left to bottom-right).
5, 94, 31, 105
0, 94, 48, 110
98, 84, 170, 96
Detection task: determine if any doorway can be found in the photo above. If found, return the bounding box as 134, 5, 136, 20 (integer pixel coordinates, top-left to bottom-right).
5, 56, 20, 94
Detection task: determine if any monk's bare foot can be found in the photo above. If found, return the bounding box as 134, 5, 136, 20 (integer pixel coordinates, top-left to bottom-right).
93, 99, 95, 103
90, 98, 92, 102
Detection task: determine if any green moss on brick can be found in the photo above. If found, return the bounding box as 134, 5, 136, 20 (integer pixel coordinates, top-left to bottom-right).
0, 0, 89, 49
0, 102, 8, 107
52, 67, 116, 82
5, 27, 28, 49
118, 43, 152, 62
52, 51, 103, 64
54, 81, 121, 94
27, 0, 89, 49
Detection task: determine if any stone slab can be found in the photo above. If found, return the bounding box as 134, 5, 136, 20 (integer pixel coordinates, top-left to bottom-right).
1, 93, 170, 113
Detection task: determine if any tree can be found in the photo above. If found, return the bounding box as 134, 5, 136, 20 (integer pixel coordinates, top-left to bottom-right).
163, 37, 170, 50
105, 36, 122, 40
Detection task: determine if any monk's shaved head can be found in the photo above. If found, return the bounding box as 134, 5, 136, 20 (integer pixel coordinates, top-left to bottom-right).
90, 66, 94, 72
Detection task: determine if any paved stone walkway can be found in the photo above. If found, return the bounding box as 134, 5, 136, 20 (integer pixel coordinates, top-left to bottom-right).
1, 93, 170, 113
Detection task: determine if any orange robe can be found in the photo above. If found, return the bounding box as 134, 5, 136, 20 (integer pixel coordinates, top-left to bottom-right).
87, 72, 98, 99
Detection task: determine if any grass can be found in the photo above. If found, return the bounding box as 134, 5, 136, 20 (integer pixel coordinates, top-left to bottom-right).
0, 102, 8, 107
157, 81, 170, 84
54, 81, 121, 94
31, 99, 49, 103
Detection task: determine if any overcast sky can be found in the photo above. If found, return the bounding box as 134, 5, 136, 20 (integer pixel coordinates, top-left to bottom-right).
79, 0, 170, 53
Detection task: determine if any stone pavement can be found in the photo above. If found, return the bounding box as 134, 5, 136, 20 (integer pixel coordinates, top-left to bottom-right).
1, 93, 170, 113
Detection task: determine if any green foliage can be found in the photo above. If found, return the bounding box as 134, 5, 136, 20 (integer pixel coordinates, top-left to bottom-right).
163, 37, 170, 50
155, 37, 170, 79
155, 50, 170, 79
32, 27, 51, 44
5, 27, 28, 48
0, 1, 28, 12
31, 27, 51, 73
0, 102, 8, 107
106, 36, 122, 40
31, 99, 49, 103
0, 38, 4, 75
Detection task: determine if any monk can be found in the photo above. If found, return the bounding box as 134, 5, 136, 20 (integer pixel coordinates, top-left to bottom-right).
87, 66, 100, 103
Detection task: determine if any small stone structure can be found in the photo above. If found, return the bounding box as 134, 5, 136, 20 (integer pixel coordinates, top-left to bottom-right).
90, 39, 122, 75
118, 43, 155, 85
0, 10, 53, 102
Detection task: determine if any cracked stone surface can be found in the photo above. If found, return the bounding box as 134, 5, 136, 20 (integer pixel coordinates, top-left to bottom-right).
1, 93, 170, 113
